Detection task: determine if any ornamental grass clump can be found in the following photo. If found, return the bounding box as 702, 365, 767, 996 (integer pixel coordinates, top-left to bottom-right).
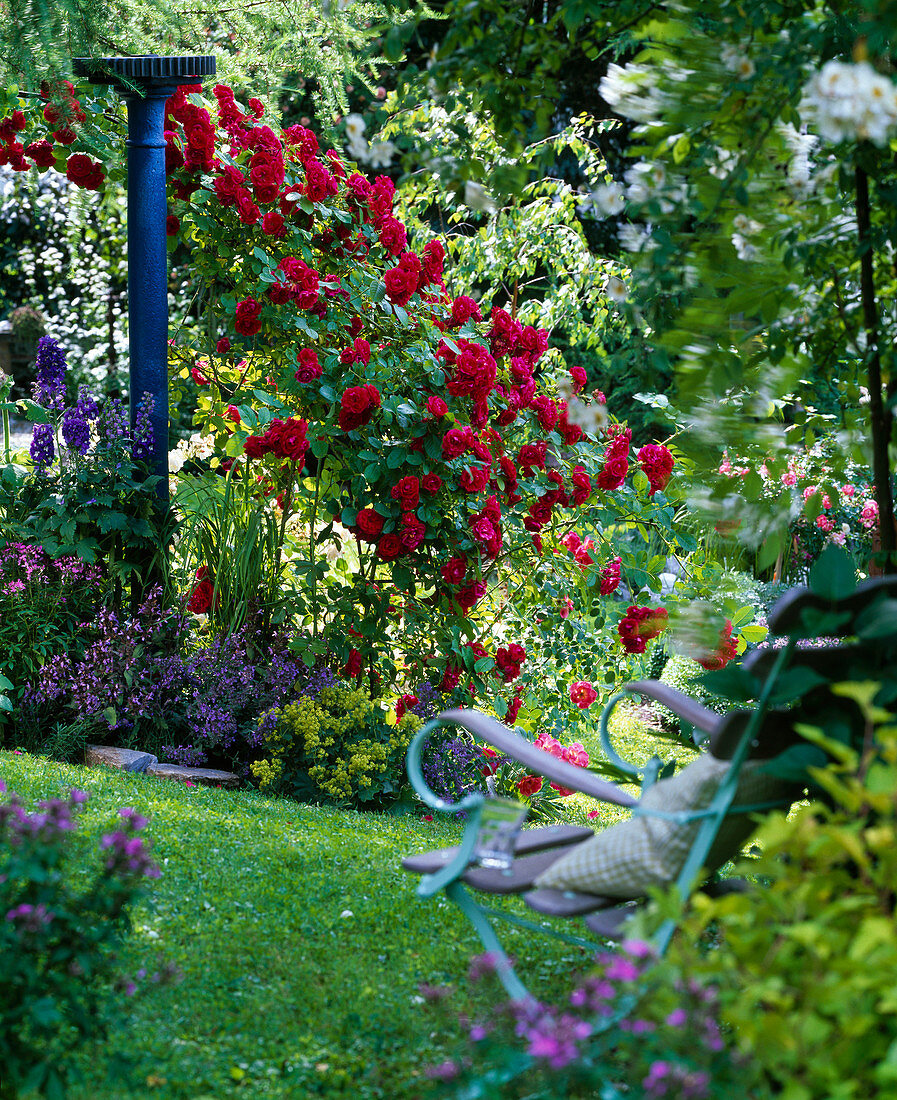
252, 681, 421, 807
0, 779, 162, 1100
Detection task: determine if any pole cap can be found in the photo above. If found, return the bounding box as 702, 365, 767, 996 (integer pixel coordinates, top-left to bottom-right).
72, 55, 216, 91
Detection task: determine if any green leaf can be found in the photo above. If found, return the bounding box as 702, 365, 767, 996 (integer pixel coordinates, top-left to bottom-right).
386, 448, 405, 470
756, 534, 784, 574
855, 599, 897, 640
17, 399, 53, 424
808, 545, 856, 601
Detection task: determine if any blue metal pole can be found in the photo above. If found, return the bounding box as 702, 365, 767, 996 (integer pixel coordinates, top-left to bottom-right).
124, 86, 175, 502
72, 56, 216, 508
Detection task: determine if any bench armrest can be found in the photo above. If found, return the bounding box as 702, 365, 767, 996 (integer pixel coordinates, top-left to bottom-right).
624, 681, 723, 735
435, 708, 637, 808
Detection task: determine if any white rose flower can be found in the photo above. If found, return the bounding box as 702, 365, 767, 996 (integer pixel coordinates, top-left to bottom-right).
605, 276, 628, 303
588, 182, 625, 216
367, 140, 396, 169
347, 136, 370, 162
344, 113, 366, 140
801, 60, 897, 146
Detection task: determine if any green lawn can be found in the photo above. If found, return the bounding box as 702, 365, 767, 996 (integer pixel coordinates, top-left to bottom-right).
1, 749, 626, 1100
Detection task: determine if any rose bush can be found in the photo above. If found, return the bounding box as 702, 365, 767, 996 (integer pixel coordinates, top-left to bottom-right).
1, 82, 713, 721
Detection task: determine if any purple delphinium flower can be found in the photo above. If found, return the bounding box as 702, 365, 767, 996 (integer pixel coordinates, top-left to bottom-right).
76, 388, 100, 420
132, 391, 155, 462
29, 422, 55, 470
32, 336, 67, 411
97, 397, 128, 450
61, 404, 90, 455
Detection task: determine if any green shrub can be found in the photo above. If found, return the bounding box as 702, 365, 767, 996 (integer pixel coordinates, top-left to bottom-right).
251, 683, 420, 808
669, 740, 897, 1099
0, 780, 161, 1099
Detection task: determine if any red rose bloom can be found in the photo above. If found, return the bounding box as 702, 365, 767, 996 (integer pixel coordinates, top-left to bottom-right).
637, 443, 675, 495
442, 428, 467, 460
187, 578, 214, 614
569, 681, 597, 709
235, 298, 263, 336
24, 139, 56, 167
378, 217, 408, 256
244, 435, 267, 458
441, 556, 468, 585
697, 620, 738, 671
294, 348, 322, 383
400, 512, 426, 551
517, 775, 543, 798
343, 648, 363, 678
459, 464, 490, 494
421, 473, 442, 494
391, 476, 420, 510
377, 533, 404, 561
65, 153, 104, 190
384, 264, 418, 307
596, 454, 629, 491
450, 295, 482, 327
356, 508, 385, 542
280, 418, 309, 460
599, 556, 622, 595
262, 211, 286, 237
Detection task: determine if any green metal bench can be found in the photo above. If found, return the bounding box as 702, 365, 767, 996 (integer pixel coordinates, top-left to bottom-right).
403, 572, 897, 1003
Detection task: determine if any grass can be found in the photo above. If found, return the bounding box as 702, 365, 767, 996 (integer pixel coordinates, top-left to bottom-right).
1, 747, 637, 1100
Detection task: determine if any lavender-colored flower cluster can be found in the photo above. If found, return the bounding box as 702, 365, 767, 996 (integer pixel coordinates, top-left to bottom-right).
5, 901, 53, 934
409, 680, 441, 720
421, 731, 489, 803
22, 587, 319, 770
0, 786, 87, 847
512, 1001, 593, 1070
0, 542, 103, 598
643, 1060, 710, 1099
99, 807, 160, 880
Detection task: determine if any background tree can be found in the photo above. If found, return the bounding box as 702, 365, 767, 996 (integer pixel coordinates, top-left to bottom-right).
384, 0, 897, 568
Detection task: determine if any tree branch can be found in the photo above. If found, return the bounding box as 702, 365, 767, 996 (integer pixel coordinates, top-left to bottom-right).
855, 163, 895, 567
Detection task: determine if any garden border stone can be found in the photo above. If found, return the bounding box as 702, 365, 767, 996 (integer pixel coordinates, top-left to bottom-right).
85, 745, 240, 787
86, 745, 158, 772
